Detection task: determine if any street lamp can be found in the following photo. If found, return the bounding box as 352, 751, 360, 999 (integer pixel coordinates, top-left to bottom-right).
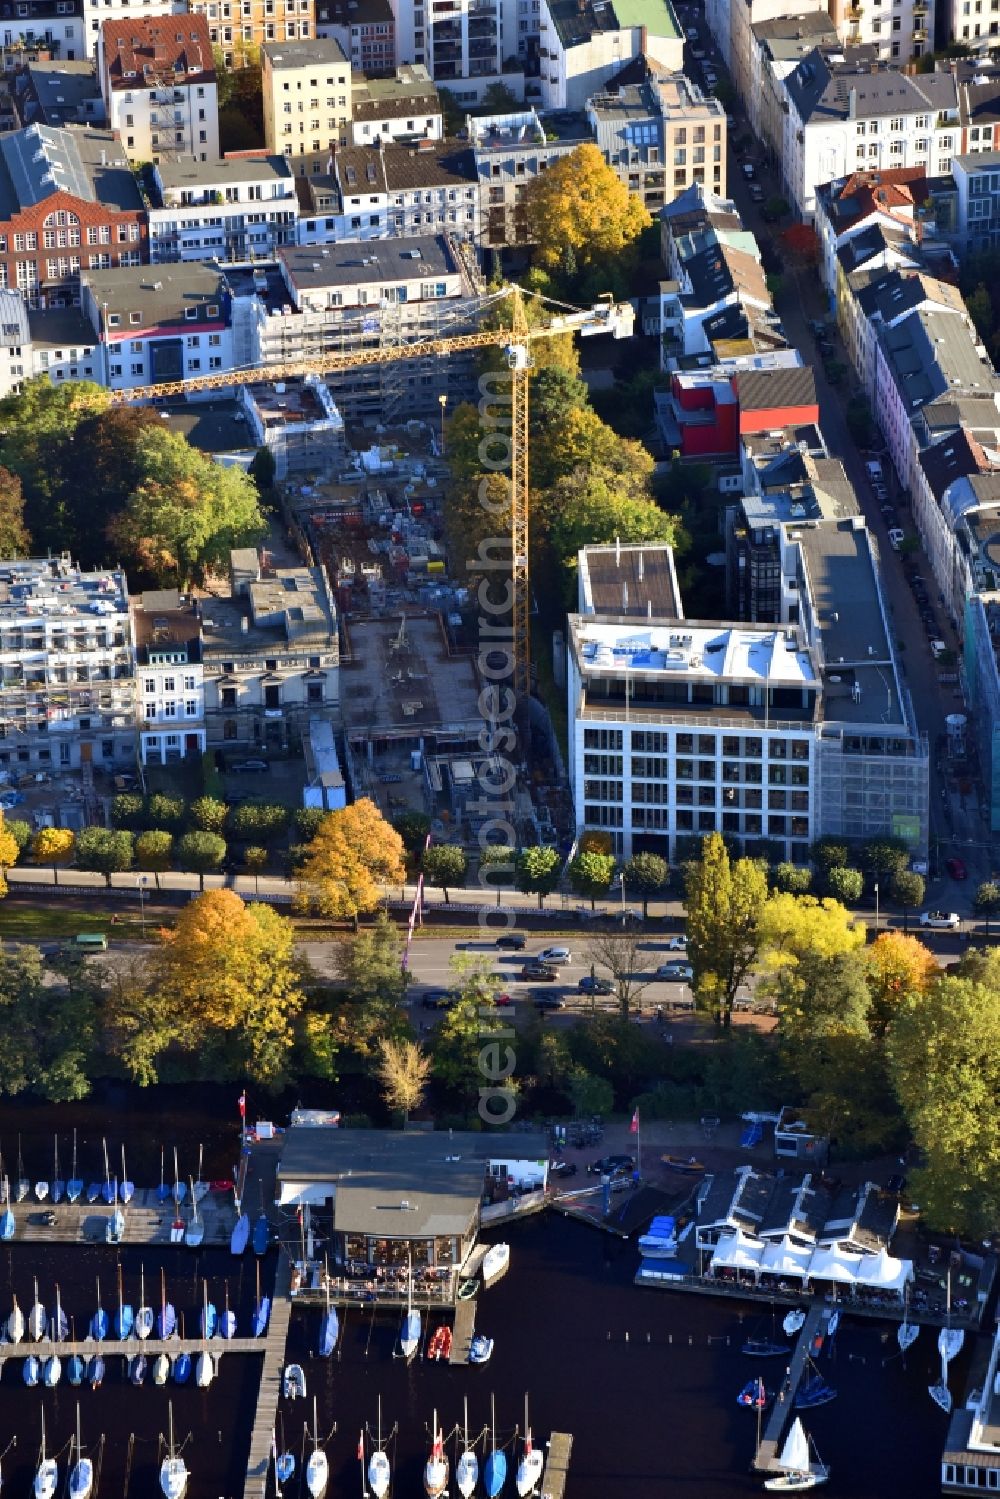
438, 392, 448, 455
874, 882, 879, 937
137, 874, 149, 938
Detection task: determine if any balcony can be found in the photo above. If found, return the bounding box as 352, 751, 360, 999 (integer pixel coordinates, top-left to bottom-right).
912, 24, 927, 38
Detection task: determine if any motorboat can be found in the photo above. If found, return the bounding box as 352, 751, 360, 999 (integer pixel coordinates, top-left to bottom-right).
424, 1412, 449, 1499
276, 1451, 295, 1485
737, 1377, 769, 1409
160, 1403, 188, 1499
283, 1363, 306, 1400
783, 1309, 806, 1336
305, 1397, 328, 1498
482, 1242, 510, 1288
427, 1324, 452, 1362
763, 1418, 829, 1492
469, 1333, 494, 1364
660, 1154, 705, 1173
231, 1213, 250, 1256
253, 1213, 270, 1255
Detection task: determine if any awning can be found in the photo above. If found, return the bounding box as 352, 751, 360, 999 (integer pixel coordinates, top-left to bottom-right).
278, 1182, 333, 1207
807, 1245, 864, 1283
855, 1249, 912, 1290
710, 1231, 765, 1274
759, 1237, 813, 1280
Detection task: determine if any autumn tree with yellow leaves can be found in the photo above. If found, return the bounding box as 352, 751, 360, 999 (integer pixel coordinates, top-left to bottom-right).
522, 143, 651, 275
296, 799, 406, 924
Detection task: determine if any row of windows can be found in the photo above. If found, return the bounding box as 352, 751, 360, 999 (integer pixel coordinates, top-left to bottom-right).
942, 1463, 1000, 1489
586, 781, 810, 812
582, 733, 810, 762
587, 805, 811, 839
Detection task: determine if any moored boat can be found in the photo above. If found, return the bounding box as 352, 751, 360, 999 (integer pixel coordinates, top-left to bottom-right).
469, 1333, 494, 1364
484, 1395, 506, 1499
737, 1377, 769, 1409
427, 1324, 452, 1361
283, 1362, 306, 1400
34, 1410, 57, 1499
660, 1154, 705, 1173
482, 1242, 510, 1289
159, 1403, 188, 1499
231, 1213, 250, 1256
763, 1417, 828, 1492
423, 1412, 448, 1499
783, 1309, 806, 1336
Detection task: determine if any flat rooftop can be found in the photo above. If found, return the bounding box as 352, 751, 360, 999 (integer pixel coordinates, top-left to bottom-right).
0, 557, 127, 619
279, 234, 457, 291
578, 543, 682, 618
199, 566, 336, 653
157, 400, 255, 456
572, 619, 817, 688
341, 614, 481, 733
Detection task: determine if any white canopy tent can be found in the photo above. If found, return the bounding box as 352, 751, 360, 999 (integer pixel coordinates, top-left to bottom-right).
710, 1232, 765, 1276
854, 1248, 912, 1291
759, 1237, 813, 1281
807, 1245, 864, 1284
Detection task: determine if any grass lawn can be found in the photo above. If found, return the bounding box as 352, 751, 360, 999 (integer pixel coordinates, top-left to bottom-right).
0, 904, 154, 940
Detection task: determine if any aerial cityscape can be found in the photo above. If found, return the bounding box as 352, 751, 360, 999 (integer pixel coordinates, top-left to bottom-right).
0, 0, 994, 1493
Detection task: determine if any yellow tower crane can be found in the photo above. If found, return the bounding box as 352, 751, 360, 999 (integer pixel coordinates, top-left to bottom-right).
114, 285, 634, 696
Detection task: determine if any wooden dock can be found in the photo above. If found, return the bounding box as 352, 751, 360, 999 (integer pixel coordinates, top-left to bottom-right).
753, 1306, 830, 1473
541, 1431, 573, 1499
450, 1297, 477, 1365
243, 1255, 293, 1499
0, 1336, 262, 1360
2, 1188, 237, 1246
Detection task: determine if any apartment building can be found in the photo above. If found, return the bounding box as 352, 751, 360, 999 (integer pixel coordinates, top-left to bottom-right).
409, 0, 524, 107
538, 0, 683, 111
317, 0, 394, 74
843, 263, 962, 410
0, 555, 135, 775
261, 36, 352, 174
12, 59, 104, 125
566, 527, 927, 863
655, 359, 817, 459
147, 154, 297, 263
349, 63, 441, 144
199, 551, 339, 753
781, 50, 961, 222
0, 284, 29, 394
132, 590, 205, 766
827, 0, 933, 63
0, 124, 145, 308
80, 0, 180, 60
79, 260, 232, 392
814, 166, 928, 299
587, 69, 726, 212
951, 148, 1000, 254
26, 303, 98, 381
469, 108, 584, 249
295, 141, 478, 243
747, 12, 837, 169
188, 0, 314, 67
0, 0, 86, 61
98, 14, 219, 163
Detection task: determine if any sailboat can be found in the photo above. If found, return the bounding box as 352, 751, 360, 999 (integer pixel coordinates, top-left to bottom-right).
173, 1148, 187, 1204
231, 1210, 250, 1256
318, 1266, 338, 1357
158, 1269, 176, 1340
0, 1178, 13, 1240
52, 1136, 65, 1205
24, 1353, 40, 1386
252, 1263, 270, 1337
516, 1399, 544, 1498
195, 1347, 214, 1389
35, 1154, 49, 1201
67, 1129, 83, 1205
424, 1411, 449, 1499
69, 1404, 94, 1499
305, 1397, 329, 1498
90, 1277, 108, 1341
368, 1397, 391, 1499
929, 1270, 965, 1413
484, 1395, 507, 1499
34, 1409, 58, 1499
186, 1178, 204, 1248
15, 1136, 28, 1201
129, 1352, 148, 1386
456, 1397, 479, 1499
106, 1173, 125, 1245
193, 1145, 208, 1203
87, 1353, 105, 1390
399, 1256, 421, 1362
67, 1320, 84, 1387
763, 1416, 829, 1491
160, 1402, 189, 1499
6, 1292, 25, 1343
220, 1282, 236, 1340
742, 1307, 789, 1357
28, 1276, 47, 1339
52, 1284, 68, 1342
200, 1279, 217, 1340
898, 1287, 919, 1353
153, 1353, 170, 1386
120, 1146, 134, 1205
115, 1265, 134, 1340
100, 1138, 114, 1205
136, 1266, 154, 1340
43, 1348, 62, 1387
157, 1147, 171, 1205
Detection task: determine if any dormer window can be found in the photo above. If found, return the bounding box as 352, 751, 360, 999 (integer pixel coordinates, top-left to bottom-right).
185, 307, 198, 320
129, 311, 141, 324
207, 303, 219, 316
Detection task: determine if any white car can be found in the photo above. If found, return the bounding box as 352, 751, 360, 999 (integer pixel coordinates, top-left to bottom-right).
663, 935, 688, 952
656, 962, 694, 982
888, 528, 905, 551
930, 639, 948, 659
919, 910, 961, 929
537, 946, 571, 963
741, 162, 755, 179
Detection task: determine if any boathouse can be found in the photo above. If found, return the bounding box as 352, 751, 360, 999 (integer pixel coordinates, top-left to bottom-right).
942, 1322, 1000, 1494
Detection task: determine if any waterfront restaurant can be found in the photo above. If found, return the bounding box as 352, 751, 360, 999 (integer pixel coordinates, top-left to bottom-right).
276, 1126, 549, 1272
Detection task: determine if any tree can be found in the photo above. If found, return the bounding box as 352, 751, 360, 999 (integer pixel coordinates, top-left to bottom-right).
812, 837, 849, 875
108, 426, 266, 585
522, 142, 651, 273
974, 880, 1000, 936
966, 283, 993, 343
147, 793, 186, 830
568, 850, 615, 909
110, 793, 146, 830
0, 945, 95, 1100
864, 930, 937, 1040
763, 194, 791, 222
135, 831, 174, 873
888, 974, 1000, 1234
294, 806, 328, 843
623, 851, 669, 916
685, 833, 768, 1027
297, 799, 406, 924
824, 866, 864, 904
422, 844, 468, 904
392, 810, 431, 857
545, 469, 677, 590
773, 862, 812, 895
376, 1038, 431, 1122
75, 828, 134, 885
334, 912, 407, 1056
0, 466, 30, 557
861, 837, 910, 886
149, 890, 305, 1083
568, 1069, 614, 1119
890, 869, 925, 932
68, 404, 162, 556
757, 892, 865, 979
245, 846, 268, 873
584, 928, 653, 1020
4, 820, 30, 856
0, 816, 18, 893
176, 831, 227, 887
227, 803, 289, 842
189, 795, 228, 834
32, 826, 75, 876
514, 844, 561, 908
0, 377, 110, 551
430, 956, 509, 1096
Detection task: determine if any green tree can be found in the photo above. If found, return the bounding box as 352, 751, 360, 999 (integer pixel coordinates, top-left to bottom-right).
890, 869, 925, 932
4, 820, 30, 856
568, 1069, 614, 1119
685, 833, 768, 1027
825, 865, 864, 904
134, 830, 174, 872
0, 945, 95, 1100
68, 404, 162, 557
431, 956, 509, 1096
334, 912, 407, 1056
376, 1038, 431, 1122
888, 974, 1000, 1234
147, 793, 186, 831
294, 806, 328, 843
545, 469, 677, 591
966, 283, 993, 343
974, 880, 1000, 936
623, 851, 669, 916
75, 828, 134, 884
176, 831, 227, 887
227, 803, 289, 842
244, 845, 268, 873
0, 377, 110, 550
861, 837, 910, 886
522, 142, 651, 273
773, 862, 812, 895
812, 837, 849, 876
189, 795, 228, 834
422, 843, 468, 904
110, 793, 145, 830
567, 849, 615, 909
515, 844, 561, 908
0, 466, 30, 557
392, 810, 431, 857
108, 426, 266, 585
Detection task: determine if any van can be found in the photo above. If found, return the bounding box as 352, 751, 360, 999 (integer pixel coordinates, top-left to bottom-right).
866, 459, 884, 482
74, 933, 108, 951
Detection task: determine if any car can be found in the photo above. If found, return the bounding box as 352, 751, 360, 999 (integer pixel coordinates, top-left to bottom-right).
866, 459, 884, 482
930, 639, 948, 660
663, 934, 688, 952
494, 992, 514, 1007
808, 319, 828, 337
741, 161, 756, 179
704, 71, 718, 86
656, 961, 694, 982
888, 528, 905, 551
945, 856, 968, 880
549, 1159, 578, 1178
537, 946, 571, 963
588, 1153, 636, 1177
578, 975, 614, 996
421, 990, 455, 1010
686, 25, 698, 37
872, 483, 888, 501
230, 758, 268, 773
749, 184, 764, 202
919, 910, 961, 929
533, 992, 566, 1011
495, 933, 526, 951
519, 964, 558, 981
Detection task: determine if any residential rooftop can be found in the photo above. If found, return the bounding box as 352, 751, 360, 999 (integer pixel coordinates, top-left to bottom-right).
261, 36, 349, 68
18, 60, 103, 127
152, 154, 295, 196
785, 48, 959, 125
100, 15, 215, 91
197, 563, 337, 654
80, 262, 228, 328
570, 617, 817, 689
578, 542, 683, 618
879, 306, 998, 411
278, 233, 458, 291
352, 64, 439, 121
0, 123, 141, 219
547, 0, 680, 50
0, 557, 128, 619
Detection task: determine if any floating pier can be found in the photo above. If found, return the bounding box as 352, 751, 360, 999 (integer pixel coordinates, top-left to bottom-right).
753, 1305, 831, 1473
0, 1336, 261, 1361
0, 1190, 237, 1246
243, 1255, 294, 1499
449, 1297, 477, 1365
541, 1431, 573, 1499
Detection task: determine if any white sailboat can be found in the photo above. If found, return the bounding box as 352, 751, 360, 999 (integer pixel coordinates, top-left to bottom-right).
929, 1271, 965, 1413
193, 1145, 209, 1203
33, 1409, 58, 1499
399, 1256, 421, 1362
516, 1398, 544, 1498
456, 1396, 479, 1499
898, 1286, 919, 1353
195, 1348, 215, 1389
763, 1417, 829, 1491
424, 1411, 449, 1499
160, 1402, 189, 1499
136, 1265, 154, 1340
28, 1277, 47, 1340
185, 1176, 204, 1248
7, 1293, 25, 1344
368, 1397, 391, 1499
66, 1129, 83, 1204
305, 1396, 329, 1498
69, 1404, 94, 1499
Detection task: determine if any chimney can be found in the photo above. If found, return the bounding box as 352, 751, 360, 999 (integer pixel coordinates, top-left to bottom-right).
848, 87, 857, 119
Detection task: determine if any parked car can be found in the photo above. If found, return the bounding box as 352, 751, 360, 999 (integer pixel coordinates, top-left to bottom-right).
520, 964, 559, 981
549, 1159, 578, 1178
741, 161, 756, 179
495, 933, 526, 951
919, 910, 961, 929
686, 25, 698, 38
866, 459, 884, 482
872, 484, 888, 502
588, 1153, 635, 1176
808, 319, 828, 337
537, 946, 571, 963
533, 992, 566, 1011
749, 184, 764, 202
421, 990, 455, 1010
494, 992, 514, 1007
656, 961, 695, 982
945, 856, 968, 880
229, 758, 268, 773
578, 975, 614, 996
888, 528, 905, 551
930, 639, 948, 659
663, 935, 689, 952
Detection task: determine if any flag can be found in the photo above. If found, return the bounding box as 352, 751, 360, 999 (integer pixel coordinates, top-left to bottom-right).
357, 1432, 364, 1461
630, 1108, 640, 1134
238, 1091, 246, 1119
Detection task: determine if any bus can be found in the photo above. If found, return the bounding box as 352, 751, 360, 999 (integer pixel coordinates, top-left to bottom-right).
74, 933, 108, 951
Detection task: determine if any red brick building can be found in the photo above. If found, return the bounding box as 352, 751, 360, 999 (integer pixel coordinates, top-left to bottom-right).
0, 123, 146, 308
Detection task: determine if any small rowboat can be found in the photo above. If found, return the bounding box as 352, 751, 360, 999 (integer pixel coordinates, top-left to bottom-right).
660, 1155, 706, 1173
737, 1377, 770, 1409
427, 1325, 452, 1362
